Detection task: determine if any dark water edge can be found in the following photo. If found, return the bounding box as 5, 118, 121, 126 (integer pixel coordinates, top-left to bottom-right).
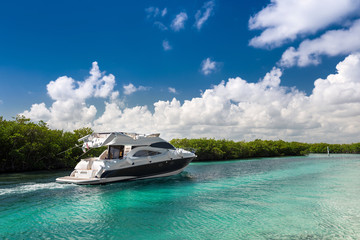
1, 154, 360, 240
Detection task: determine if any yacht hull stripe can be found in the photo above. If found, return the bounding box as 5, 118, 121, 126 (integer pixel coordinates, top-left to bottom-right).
100, 157, 193, 179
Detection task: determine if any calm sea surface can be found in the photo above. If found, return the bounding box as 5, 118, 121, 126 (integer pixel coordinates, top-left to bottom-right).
1, 154, 360, 239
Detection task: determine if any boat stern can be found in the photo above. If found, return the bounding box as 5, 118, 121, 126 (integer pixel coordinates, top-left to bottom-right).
56, 161, 105, 185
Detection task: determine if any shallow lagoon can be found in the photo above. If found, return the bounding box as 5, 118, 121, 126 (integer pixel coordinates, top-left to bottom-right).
1, 154, 360, 239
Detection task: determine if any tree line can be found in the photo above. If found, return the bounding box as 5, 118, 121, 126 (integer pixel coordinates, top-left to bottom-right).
0, 116, 103, 173
170, 138, 360, 161
1, 116, 360, 172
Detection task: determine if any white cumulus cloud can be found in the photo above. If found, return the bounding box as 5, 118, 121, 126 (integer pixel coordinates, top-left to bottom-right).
20, 55, 360, 143
161, 8, 167, 17
21, 103, 51, 122
280, 19, 360, 67
168, 87, 177, 93
162, 40, 172, 51
92, 54, 360, 143
146, 7, 168, 31
46, 62, 115, 101
154, 21, 168, 31
21, 62, 117, 130
171, 12, 188, 31
145, 7, 160, 18
194, 0, 215, 30
123, 83, 149, 95
249, 0, 360, 48
201, 58, 218, 75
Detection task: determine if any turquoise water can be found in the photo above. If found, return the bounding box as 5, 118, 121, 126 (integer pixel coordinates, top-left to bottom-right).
1, 154, 360, 239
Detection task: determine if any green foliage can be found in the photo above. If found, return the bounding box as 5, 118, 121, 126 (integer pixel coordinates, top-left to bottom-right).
0, 116, 94, 172
170, 138, 360, 162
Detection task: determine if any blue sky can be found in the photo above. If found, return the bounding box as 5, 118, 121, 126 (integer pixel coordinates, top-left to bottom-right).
1, 0, 360, 143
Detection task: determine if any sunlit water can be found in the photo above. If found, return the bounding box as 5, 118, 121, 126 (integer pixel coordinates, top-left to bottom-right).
1, 154, 360, 239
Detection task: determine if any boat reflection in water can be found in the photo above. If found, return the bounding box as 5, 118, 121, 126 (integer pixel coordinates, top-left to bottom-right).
56, 132, 196, 185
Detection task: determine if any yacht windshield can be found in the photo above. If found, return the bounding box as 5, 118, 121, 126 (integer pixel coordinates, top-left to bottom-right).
150, 142, 175, 150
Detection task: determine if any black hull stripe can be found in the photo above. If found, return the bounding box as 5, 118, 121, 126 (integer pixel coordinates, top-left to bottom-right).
100, 157, 193, 179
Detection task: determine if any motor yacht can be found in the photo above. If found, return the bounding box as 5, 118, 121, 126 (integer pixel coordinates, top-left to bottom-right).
56, 132, 196, 184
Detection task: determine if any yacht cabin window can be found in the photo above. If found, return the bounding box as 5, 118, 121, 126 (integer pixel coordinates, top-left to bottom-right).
108, 145, 124, 159
133, 150, 161, 157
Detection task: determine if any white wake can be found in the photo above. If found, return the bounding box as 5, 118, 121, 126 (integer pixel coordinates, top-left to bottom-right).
0, 182, 74, 196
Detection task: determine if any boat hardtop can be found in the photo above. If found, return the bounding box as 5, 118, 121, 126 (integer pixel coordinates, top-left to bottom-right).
79, 132, 169, 148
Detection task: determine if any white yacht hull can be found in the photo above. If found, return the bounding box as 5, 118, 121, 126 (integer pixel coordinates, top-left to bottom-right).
56, 157, 193, 185
56, 132, 196, 185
